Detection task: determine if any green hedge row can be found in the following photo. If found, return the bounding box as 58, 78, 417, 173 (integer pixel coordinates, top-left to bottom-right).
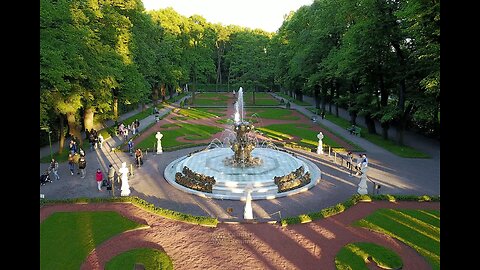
40, 196, 218, 227
280, 194, 440, 226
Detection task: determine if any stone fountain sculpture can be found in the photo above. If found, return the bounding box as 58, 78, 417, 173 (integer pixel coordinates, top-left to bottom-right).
224, 87, 261, 167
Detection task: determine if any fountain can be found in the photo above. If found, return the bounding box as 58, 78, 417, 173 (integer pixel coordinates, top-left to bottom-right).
164, 87, 321, 200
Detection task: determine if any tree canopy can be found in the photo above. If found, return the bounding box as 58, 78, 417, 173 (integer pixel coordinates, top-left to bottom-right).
40, 0, 440, 148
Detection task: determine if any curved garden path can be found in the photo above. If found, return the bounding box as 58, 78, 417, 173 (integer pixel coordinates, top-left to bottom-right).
40, 201, 439, 270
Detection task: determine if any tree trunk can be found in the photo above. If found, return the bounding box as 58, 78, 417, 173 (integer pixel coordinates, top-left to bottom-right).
168, 84, 174, 99
321, 86, 327, 113
83, 106, 94, 132
328, 82, 334, 114
335, 80, 340, 117
252, 87, 256, 105
381, 122, 389, 140
314, 84, 320, 109
152, 83, 159, 106
295, 90, 303, 102
349, 111, 357, 126
66, 112, 82, 144
113, 96, 118, 121
160, 83, 166, 102
396, 79, 407, 145
58, 115, 65, 154
379, 74, 389, 140
216, 45, 222, 89
365, 114, 376, 134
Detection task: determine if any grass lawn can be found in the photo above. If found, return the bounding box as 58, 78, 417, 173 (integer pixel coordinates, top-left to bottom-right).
257, 123, 343, 149
41, 211, 144, 270
335, 242, 403, 270
243, 92, 280, 106
135, 123, 223, 150
177, 107, 225, 119
354, 208, 440, 270
105, 248, 173, 270
276, 92, 311, 106
246, 108, 300, 121
192, 92, 230, 106
320, 111, 428, 158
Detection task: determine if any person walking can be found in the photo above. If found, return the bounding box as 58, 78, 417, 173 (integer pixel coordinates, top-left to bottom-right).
135, 148, 143, 167
128, 139, 134, 156
134, 119, 140, 134
95, 168, 104, 192
356, 154, 368, 176
50, 159, 60, 181
78, 155, 87, 179
68, 153, 75, 175
346, 152, 353, 176
108, 164, 117, 194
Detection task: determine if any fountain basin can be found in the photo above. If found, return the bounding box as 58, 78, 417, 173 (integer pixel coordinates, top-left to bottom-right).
164, 148, 321, 200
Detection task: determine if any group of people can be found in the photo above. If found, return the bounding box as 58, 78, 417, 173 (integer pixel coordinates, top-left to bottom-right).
345, 152, 368, 176
118, 119, 140, 140
95, 164, 123, 192
86, 128, 104, 150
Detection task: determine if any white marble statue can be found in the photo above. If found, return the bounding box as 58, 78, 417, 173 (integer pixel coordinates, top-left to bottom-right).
316, 132, 324, 154
119, 162, 131, 196
156, 131, 163, 154
243, 185, 253, 220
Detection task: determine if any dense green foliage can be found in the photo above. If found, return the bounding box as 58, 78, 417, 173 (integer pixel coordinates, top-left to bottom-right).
41, 0, 439, 151
105, 248, 173, 270
354, 208, 440, 270
335, 242, 403, 270
40, 211, 144, 270
272, 0, 440, 142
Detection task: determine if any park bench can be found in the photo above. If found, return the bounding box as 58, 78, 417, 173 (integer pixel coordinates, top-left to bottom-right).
346, 125, 361, 137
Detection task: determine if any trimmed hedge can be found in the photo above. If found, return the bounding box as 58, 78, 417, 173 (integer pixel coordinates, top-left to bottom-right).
40, 196, 218, 227
280, 194, 440, 226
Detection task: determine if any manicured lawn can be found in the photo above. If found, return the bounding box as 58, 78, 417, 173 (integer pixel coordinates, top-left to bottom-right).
244, 92, 281, 106
354, 208, 440, 270
41, 211, 144, 270
321, 112, 429, 158
257, 123, 343, 149
105, 248, 173, 270
335, 242, 403, 270
177, 107, 225, 119
135, 123, 223, 150
247, 108, 300, 121
192, 92, 229, 106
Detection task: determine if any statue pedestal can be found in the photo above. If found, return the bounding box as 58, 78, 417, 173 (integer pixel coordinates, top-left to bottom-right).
316, 143, 323, 155
357, 167, 369, 195
243, 189, 253, 220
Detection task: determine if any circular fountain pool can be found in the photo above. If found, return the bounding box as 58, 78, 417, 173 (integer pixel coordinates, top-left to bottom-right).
164, 147, 321, 200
